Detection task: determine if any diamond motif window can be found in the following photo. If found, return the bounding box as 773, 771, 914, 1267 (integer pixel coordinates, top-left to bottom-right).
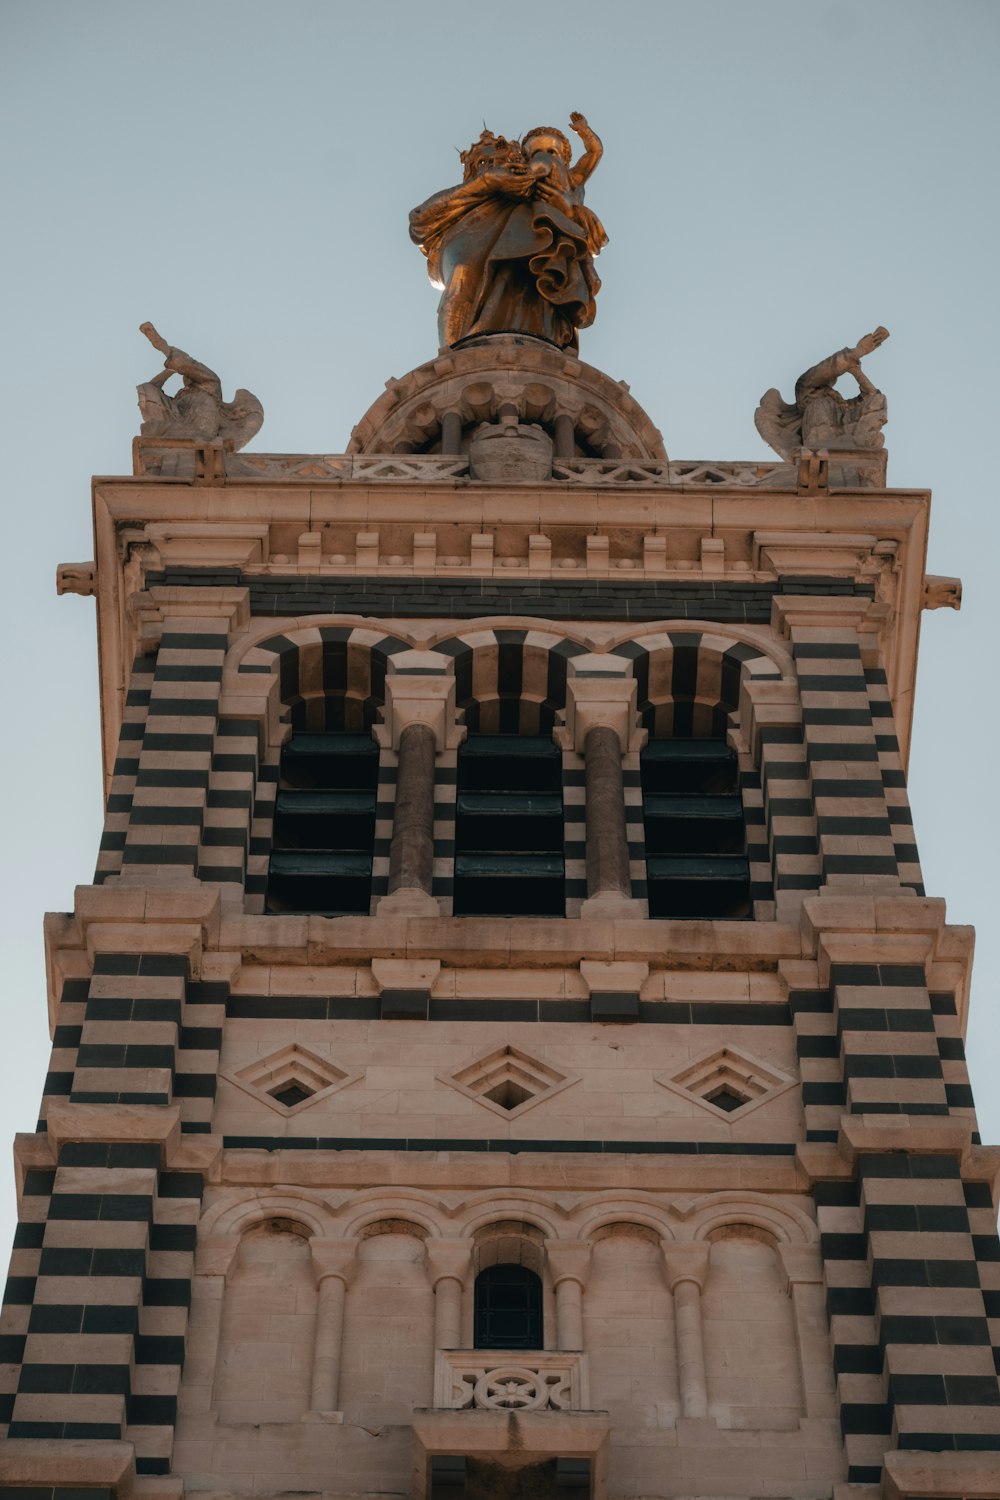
441, 1045, 577, 1120
657, 1046, 794, 1121
224, 1043, 361, 1117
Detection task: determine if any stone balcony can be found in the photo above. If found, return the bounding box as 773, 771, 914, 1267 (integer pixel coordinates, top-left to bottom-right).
434, 1348, 590, 1412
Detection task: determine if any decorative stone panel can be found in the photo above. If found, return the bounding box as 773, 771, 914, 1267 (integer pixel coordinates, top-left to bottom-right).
434, 1349, 590, 1412
657, 1046, 795, 1120
224, 1043, 361, 1116
440, 1045, 578, 1119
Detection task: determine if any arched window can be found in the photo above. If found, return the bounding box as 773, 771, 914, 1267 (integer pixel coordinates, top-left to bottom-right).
474, 1263, 544, 1350
266, 731, 379, 915
453, 734, 564, 916
641, 737, 750, 919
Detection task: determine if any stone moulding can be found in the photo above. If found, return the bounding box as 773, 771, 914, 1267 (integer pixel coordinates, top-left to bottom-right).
434, 1348, 590, 1412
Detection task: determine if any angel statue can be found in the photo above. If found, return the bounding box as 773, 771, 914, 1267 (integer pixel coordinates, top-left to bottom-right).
409, 112, 608, 352
754, 327, 890, 460
136, 322, 264, 450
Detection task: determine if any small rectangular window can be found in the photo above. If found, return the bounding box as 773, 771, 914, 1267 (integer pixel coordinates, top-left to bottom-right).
641, 739, 750, 919
453, 735, 565, 917
266, 733, 378, 915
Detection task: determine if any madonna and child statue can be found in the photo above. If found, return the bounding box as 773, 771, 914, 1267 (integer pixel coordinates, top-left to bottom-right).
409, 113, 607, 353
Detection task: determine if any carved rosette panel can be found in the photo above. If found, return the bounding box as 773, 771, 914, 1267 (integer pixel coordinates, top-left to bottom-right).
435, 1349, 589, 1412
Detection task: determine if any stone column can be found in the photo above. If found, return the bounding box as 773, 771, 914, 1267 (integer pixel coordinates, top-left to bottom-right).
440, 410, 463, 455
565, 664, 644, 919
584, 723, 632, 901
375, 653, 465, 917
662, 1244, 711, 1420
388, 721, 436, 899
553, 412, 576, 460
545, 1240, 593, 1351
426, 1238, 474, 1350
308, 1239, 358, 1417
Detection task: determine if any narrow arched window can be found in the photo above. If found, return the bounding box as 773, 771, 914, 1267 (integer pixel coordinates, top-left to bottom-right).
266, 731, 379, 914
474, 1264, 543, 1350
453, 734, 564, 916
641, 737, 750, 919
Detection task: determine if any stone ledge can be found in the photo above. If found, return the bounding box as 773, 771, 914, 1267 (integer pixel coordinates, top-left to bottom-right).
14, 1105, 221, 1208
883, 1449, 1000, 1500
411, 1407, 610, 1500
839, 1114, 972, 1167
0, 1440, 134, 1495
217, 1146, 805, 1194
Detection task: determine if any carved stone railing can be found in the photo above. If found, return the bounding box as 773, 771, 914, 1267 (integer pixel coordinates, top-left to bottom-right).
433, 1349, 590, 1412
136, 444, 803, 489
557, 458, 792, 488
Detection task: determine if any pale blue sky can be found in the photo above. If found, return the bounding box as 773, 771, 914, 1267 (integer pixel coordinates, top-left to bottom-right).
1, 0, 997, 1254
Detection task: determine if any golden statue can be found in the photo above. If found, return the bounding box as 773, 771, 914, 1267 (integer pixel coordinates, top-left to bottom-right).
409, 113, 608, 353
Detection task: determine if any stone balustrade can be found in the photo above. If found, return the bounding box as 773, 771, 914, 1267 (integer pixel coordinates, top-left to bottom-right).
433, 1349, 590, 1413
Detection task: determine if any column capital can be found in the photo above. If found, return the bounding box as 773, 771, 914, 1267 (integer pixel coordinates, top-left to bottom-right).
564, 674, 642, 754
195, 1234, 241, 1280
776, 1242, 823, 1290
377, 653, 465, 751
426, 1237, 474, 1288
544, 1239, 593, 1289
661, 1242, 710, 1292
310, 1237, 359, 1288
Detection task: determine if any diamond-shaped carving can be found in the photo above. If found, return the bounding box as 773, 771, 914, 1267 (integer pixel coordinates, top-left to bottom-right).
656, 1046, 794, 1121
440, 1045, 578, 1120
224, 1044, 361, 1117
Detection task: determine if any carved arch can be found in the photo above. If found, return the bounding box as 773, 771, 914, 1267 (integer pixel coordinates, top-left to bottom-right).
346, 339, 667, 461
605, 626, 786, 738
568, 1197, 679, 1244
679, 1191, 818, 1246
199, 1188, 342, 1242
338, 1196, 446, 1242
451, 1197, 565, 1243
232, 620, 412, 731
431, 625, 590, 734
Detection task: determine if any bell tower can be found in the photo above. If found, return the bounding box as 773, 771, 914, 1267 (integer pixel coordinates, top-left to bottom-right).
0, 115, 993, 1500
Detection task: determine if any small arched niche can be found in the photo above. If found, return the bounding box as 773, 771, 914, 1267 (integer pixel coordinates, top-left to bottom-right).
584, 1223, 678, 1425
701, 1224, 803, 1430
338, 1219, 434, 1423
213, 1217, 316, 1425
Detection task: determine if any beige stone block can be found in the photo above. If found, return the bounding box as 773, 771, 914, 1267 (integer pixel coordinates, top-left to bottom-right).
39, 1219, 151, 1250
884, 1450, 1000, 1500
53, 1165, 158, 1196
0, 1440, 134, 1492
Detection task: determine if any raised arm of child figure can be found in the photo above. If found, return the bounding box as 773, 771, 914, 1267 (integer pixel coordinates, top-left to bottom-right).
568, 111, 603, 186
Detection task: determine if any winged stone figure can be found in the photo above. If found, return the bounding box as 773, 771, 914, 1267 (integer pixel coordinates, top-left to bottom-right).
136, 321, 264, 450
755, 327, 889, 460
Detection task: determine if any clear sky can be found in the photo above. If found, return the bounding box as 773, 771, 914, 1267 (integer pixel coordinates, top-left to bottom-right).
1, 0, 998, 1256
